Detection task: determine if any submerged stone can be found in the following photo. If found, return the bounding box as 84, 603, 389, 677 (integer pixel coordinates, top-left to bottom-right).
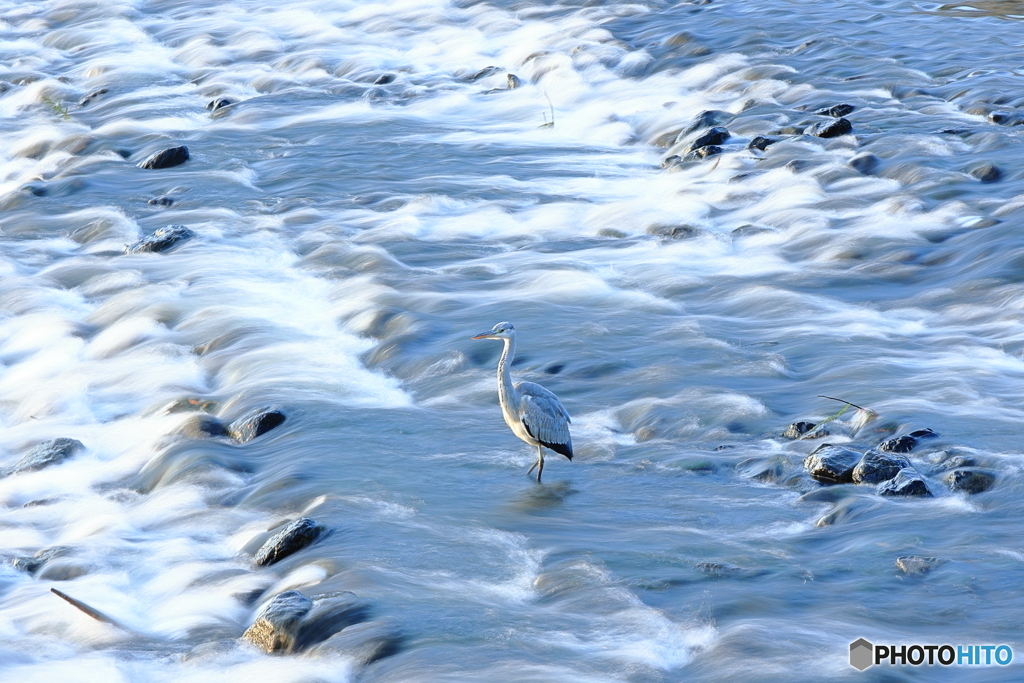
970, 164, 1001, 183
749, 135, 782, 151
306, 620, 402, 664
685, 126, 730, 153
243, 590, 371, 655
230, 408, 286, 443
206, 98, 232, 111
253, 517, 324, 567
803, 444, 861, 484
7, 438, 84, 476
945, 468, 995, 494
896, 555, 943, 575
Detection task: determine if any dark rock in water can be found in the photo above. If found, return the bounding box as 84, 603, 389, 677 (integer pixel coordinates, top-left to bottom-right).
467, 66, 500, 81
685, 126, 730, 153
849, 153, 878, 175
230, 408, 286, 443
253, 517, 324, 567
814, 104, 855, 118
877, 429, 937, 454
803, 444, 861, 484
945, 468, 995, 494
970, 164, 1001, 183
306, 620, 402, 664
877, 468, 931, 497
374, 74, 395, 85
243, 591, 313, 653
909, 428, 938, 440
6, 438, 84, 476
749, 135, 782, 151
147, 196, 174, 207
661, 155, 682, 169
647, 224, 699, 240
78, 88, 108, 106
507, 74, 522, 89
782, 421, 817, 439
125, 225, 196, 254
680, 110, 731, 137
852, 450, 910, 485
175, 414, 228, 439
138, 145, 189, 169
731, 224, 774, 238
681, 145, 721, 162
896, 555, 943, 575
206, 98, 232, 111
294, 592, 371, 651
805, 118, 852, 138
11, 546, 74, 574
989, 111, 1024, 126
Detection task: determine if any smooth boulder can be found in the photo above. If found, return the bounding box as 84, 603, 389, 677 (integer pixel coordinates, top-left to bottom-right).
805, 118, 852, 138
782, 421, 816, 439
125, 225, 195, 254
253, 517, 324, 567
878, 428, 937, 454
814, 104, 855, 117
230, 408, 286, 443
945, 468, 995, 494
896, 556, 943, 575
138, 145, 189, 169
684, 126, 730, 153
243, 591, 371, 655
852, 451, 910, 485
803, 444, 861, 484
306, 620, 402, 664
243, 591, 313, 653
749, 135, 782, 151
877, 468, 931, 497
4, 438, 84, 477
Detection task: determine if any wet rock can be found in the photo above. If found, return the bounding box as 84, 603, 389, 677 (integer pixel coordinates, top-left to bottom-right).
506, 74, 522, 89
11, 546, 74, 574
661, 155, 682, 169
803, 444, 861, 484
748, 135, 782, 151
731, 224, 774, 238
936, 454, 975, 471
230, 408, 286, 443
736, 456, 786, 483
896, 556, 943, 575
681, 145, 721, 162
680, 109, 731, 137
294, 593, 370, 651
243, 591, 313, 654
6, 438, 84, 476
805, 117, 852, 138
78, 88, 108, 106
466, 66, 500, 81
989, 111, 1024, 126
852, 451, 910, 485
306, 620, 402, 664
970, 164, 1001, 183
253, 517, 324, 567
782, 421, 816, 439
125, 225, 196, 254
374, 74, 395, 85
206, 98, 232, 111
175, 414, 228, 439
647, 224, 699, 240
849, 153, 878, 175
147, 196, 174, 206
138, 145, 189, 169
37, 559, 91, 581
945, 468, 995, 494
815, 497, 881, 527
685, 126, 730, 153
877, 468, 931, 497
814, 104, 855, 118
878, 428, 936, 454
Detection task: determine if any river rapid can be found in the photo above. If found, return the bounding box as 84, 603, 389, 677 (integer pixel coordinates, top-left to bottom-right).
1, 0, 1024, 681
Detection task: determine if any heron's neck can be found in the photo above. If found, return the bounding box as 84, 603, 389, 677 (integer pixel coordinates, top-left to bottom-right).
497, 336, 516, 406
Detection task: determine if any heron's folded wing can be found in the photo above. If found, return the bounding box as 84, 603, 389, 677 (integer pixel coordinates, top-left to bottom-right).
516, 382, 572, 449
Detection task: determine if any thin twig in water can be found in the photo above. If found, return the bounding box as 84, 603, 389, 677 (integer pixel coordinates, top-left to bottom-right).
539, 92, 554, 128
817, 395, 869, 412
50, 588, 126, 629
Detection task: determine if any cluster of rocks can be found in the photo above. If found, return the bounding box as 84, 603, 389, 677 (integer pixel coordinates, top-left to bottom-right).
794, 425, 996, 497
171, 406, 288, 444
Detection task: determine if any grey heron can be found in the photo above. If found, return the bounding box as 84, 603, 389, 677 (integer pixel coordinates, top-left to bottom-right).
472, 322, 573, 482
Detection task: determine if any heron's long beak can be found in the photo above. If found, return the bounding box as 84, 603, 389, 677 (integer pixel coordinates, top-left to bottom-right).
471, 331, 494, 339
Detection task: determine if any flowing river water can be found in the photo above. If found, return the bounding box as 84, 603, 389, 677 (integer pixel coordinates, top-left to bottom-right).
1, 0, 1024, 681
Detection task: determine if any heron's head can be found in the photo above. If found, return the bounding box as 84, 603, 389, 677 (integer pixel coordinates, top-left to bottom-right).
472, 321, 515, 340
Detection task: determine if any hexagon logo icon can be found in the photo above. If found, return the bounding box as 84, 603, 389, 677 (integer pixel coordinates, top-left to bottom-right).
850, 638, 874, 671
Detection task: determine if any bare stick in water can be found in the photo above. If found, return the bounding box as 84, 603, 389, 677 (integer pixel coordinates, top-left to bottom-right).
817, 395, 870, 412
50, 588, 126, 629
540, 93, 555, 128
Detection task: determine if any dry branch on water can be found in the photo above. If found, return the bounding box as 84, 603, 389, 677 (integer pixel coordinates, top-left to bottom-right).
799, 395, 878, 439
50, 588, 128, 631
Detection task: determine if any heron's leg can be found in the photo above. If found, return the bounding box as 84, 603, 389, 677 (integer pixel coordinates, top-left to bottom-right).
527, 460, 538, 476
536, 445, 544, 483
